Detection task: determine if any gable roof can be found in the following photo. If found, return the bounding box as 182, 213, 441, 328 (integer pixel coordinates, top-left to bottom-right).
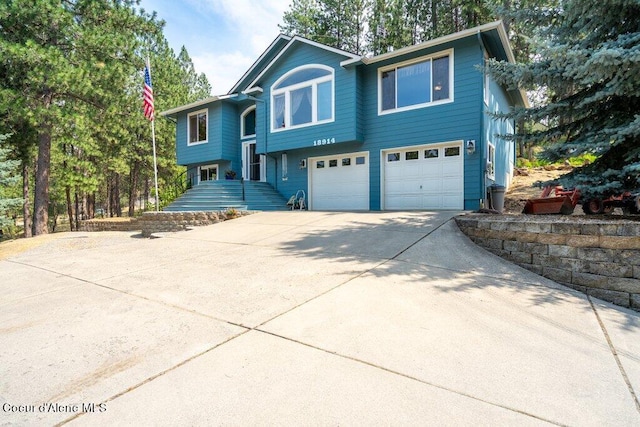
228, 34, 292, 95
242, 35, 361, 94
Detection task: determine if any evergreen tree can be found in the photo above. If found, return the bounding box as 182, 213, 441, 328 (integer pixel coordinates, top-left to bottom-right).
0, 0, 160, 234
487, 0, 640, 198
0, 134, 22, 234
280, 0, 323, 39
280, 0, 369, 54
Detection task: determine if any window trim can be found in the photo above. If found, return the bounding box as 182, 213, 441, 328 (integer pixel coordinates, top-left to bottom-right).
378, 49, 454, 115
240, 105, 257, 139
197, 163, 218, 184
487, 141, 496, 180
271, 64, 335, 132
187, 108, 208, 146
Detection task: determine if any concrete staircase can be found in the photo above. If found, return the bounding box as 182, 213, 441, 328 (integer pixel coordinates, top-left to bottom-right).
164, 180, 289, 212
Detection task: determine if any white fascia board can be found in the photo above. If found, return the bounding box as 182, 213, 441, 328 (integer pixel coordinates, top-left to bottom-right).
363, 21, 505, 65
245, 36, 362, 91
340, 57, 363, 67
228, 34, 292, 95
242, 86, 263, 95
160, 94, 238, 117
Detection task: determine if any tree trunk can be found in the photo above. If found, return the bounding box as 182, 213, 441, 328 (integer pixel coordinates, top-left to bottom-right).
431, 0, 437, 37
74, 191, 80, 231
106, 177, 112, 217
144, 178, 150, 211
128, 161, 140, 217
87, 193, 95, 218
22, 161, 32, 238
114, 173, 122, 217
33, 121, 51, 235
65, 186, 74, 231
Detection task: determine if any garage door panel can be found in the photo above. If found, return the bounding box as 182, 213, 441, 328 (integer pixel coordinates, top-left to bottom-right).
310, 153, 369, 211
383, 143, 463, 210
422, 197, 443, 210
442, 177, 463, 192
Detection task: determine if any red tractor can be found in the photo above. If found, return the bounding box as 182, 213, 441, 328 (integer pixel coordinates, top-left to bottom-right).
581, 191, 640, 215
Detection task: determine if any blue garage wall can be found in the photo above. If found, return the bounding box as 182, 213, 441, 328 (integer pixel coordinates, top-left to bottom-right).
360, 37, 485, 210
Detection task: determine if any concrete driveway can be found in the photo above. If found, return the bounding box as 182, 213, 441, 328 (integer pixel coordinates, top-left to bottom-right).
1, 211, 639, 426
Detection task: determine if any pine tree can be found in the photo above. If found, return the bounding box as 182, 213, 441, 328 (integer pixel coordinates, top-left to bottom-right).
487, 0, 640, 199
0, 134, 22, 235
280, 0, 369, 54
0, 0, 160, 234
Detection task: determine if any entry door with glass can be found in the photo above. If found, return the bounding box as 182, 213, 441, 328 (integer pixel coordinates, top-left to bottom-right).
199, 164, 218, 183
242, 141, 265, 181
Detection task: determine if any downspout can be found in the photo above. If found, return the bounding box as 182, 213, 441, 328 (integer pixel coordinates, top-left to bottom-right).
477, 30, 489, 209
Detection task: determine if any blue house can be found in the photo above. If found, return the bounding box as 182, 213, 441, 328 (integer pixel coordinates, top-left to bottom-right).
162, 21, 527, 211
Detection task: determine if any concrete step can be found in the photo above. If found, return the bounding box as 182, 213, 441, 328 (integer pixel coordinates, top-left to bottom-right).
164, 180, 289, 212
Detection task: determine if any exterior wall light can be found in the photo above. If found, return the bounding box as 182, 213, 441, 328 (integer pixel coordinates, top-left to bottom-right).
466, 140, 476, 155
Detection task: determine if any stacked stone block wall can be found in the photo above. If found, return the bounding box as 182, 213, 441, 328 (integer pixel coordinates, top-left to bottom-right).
79, 219, 139, 232
137, 211, 251, 237
455, 214, 640, 311
80, 211, 250, 236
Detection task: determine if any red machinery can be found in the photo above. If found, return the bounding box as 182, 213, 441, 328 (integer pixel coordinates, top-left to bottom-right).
581, 192, 640, 215
523, 185, 581, 215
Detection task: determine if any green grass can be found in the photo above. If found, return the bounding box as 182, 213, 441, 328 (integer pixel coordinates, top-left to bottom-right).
516, 153, 597, 169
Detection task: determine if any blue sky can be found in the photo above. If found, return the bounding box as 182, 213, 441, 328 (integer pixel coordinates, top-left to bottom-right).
139, 0, 288, 95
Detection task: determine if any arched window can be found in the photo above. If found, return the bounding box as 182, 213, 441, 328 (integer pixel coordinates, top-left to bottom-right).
271, 65, 334, 131
241, 106, 256, 138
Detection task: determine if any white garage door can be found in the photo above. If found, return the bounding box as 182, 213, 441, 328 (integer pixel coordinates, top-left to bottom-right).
309, 152, 369, 210
383, 142, 463, 210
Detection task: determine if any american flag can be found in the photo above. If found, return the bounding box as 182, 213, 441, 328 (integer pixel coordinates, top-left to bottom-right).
143, 60, 154, 121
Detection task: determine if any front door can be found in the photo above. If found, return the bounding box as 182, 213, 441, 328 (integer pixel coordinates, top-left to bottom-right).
242, 141, 265, 181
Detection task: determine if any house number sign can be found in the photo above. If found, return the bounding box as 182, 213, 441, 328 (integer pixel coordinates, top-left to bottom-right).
313, 137, 336, 146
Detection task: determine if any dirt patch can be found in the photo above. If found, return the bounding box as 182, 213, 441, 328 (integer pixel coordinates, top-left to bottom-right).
504, 166, 570, 214
0, 233, 69, 261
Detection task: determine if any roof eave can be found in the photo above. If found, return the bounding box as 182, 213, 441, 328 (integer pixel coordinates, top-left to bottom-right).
160, 94, 238, 117
364, 21, 507, 65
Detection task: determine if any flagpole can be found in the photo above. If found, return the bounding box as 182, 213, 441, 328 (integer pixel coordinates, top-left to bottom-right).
145, 56, 160, 212
150, 119, 160, 212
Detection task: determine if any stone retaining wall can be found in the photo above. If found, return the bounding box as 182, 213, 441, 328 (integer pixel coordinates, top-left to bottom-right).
79, 219, 140, 232
455, 214, 640, 311
137, 210, 251, 237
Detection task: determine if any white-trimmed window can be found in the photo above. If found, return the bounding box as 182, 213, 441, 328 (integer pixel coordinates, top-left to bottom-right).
241, 106, 256, 139
271, 65, 334, 131
379, 50, 453, 114
188, 109, 208, 145
487, 142, 496, 180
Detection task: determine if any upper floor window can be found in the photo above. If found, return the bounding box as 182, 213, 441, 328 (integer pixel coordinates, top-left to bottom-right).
271, 65, 334, 131
241, 106, 256, 139
188, 109, 208, 145
379, 50, 452, 114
